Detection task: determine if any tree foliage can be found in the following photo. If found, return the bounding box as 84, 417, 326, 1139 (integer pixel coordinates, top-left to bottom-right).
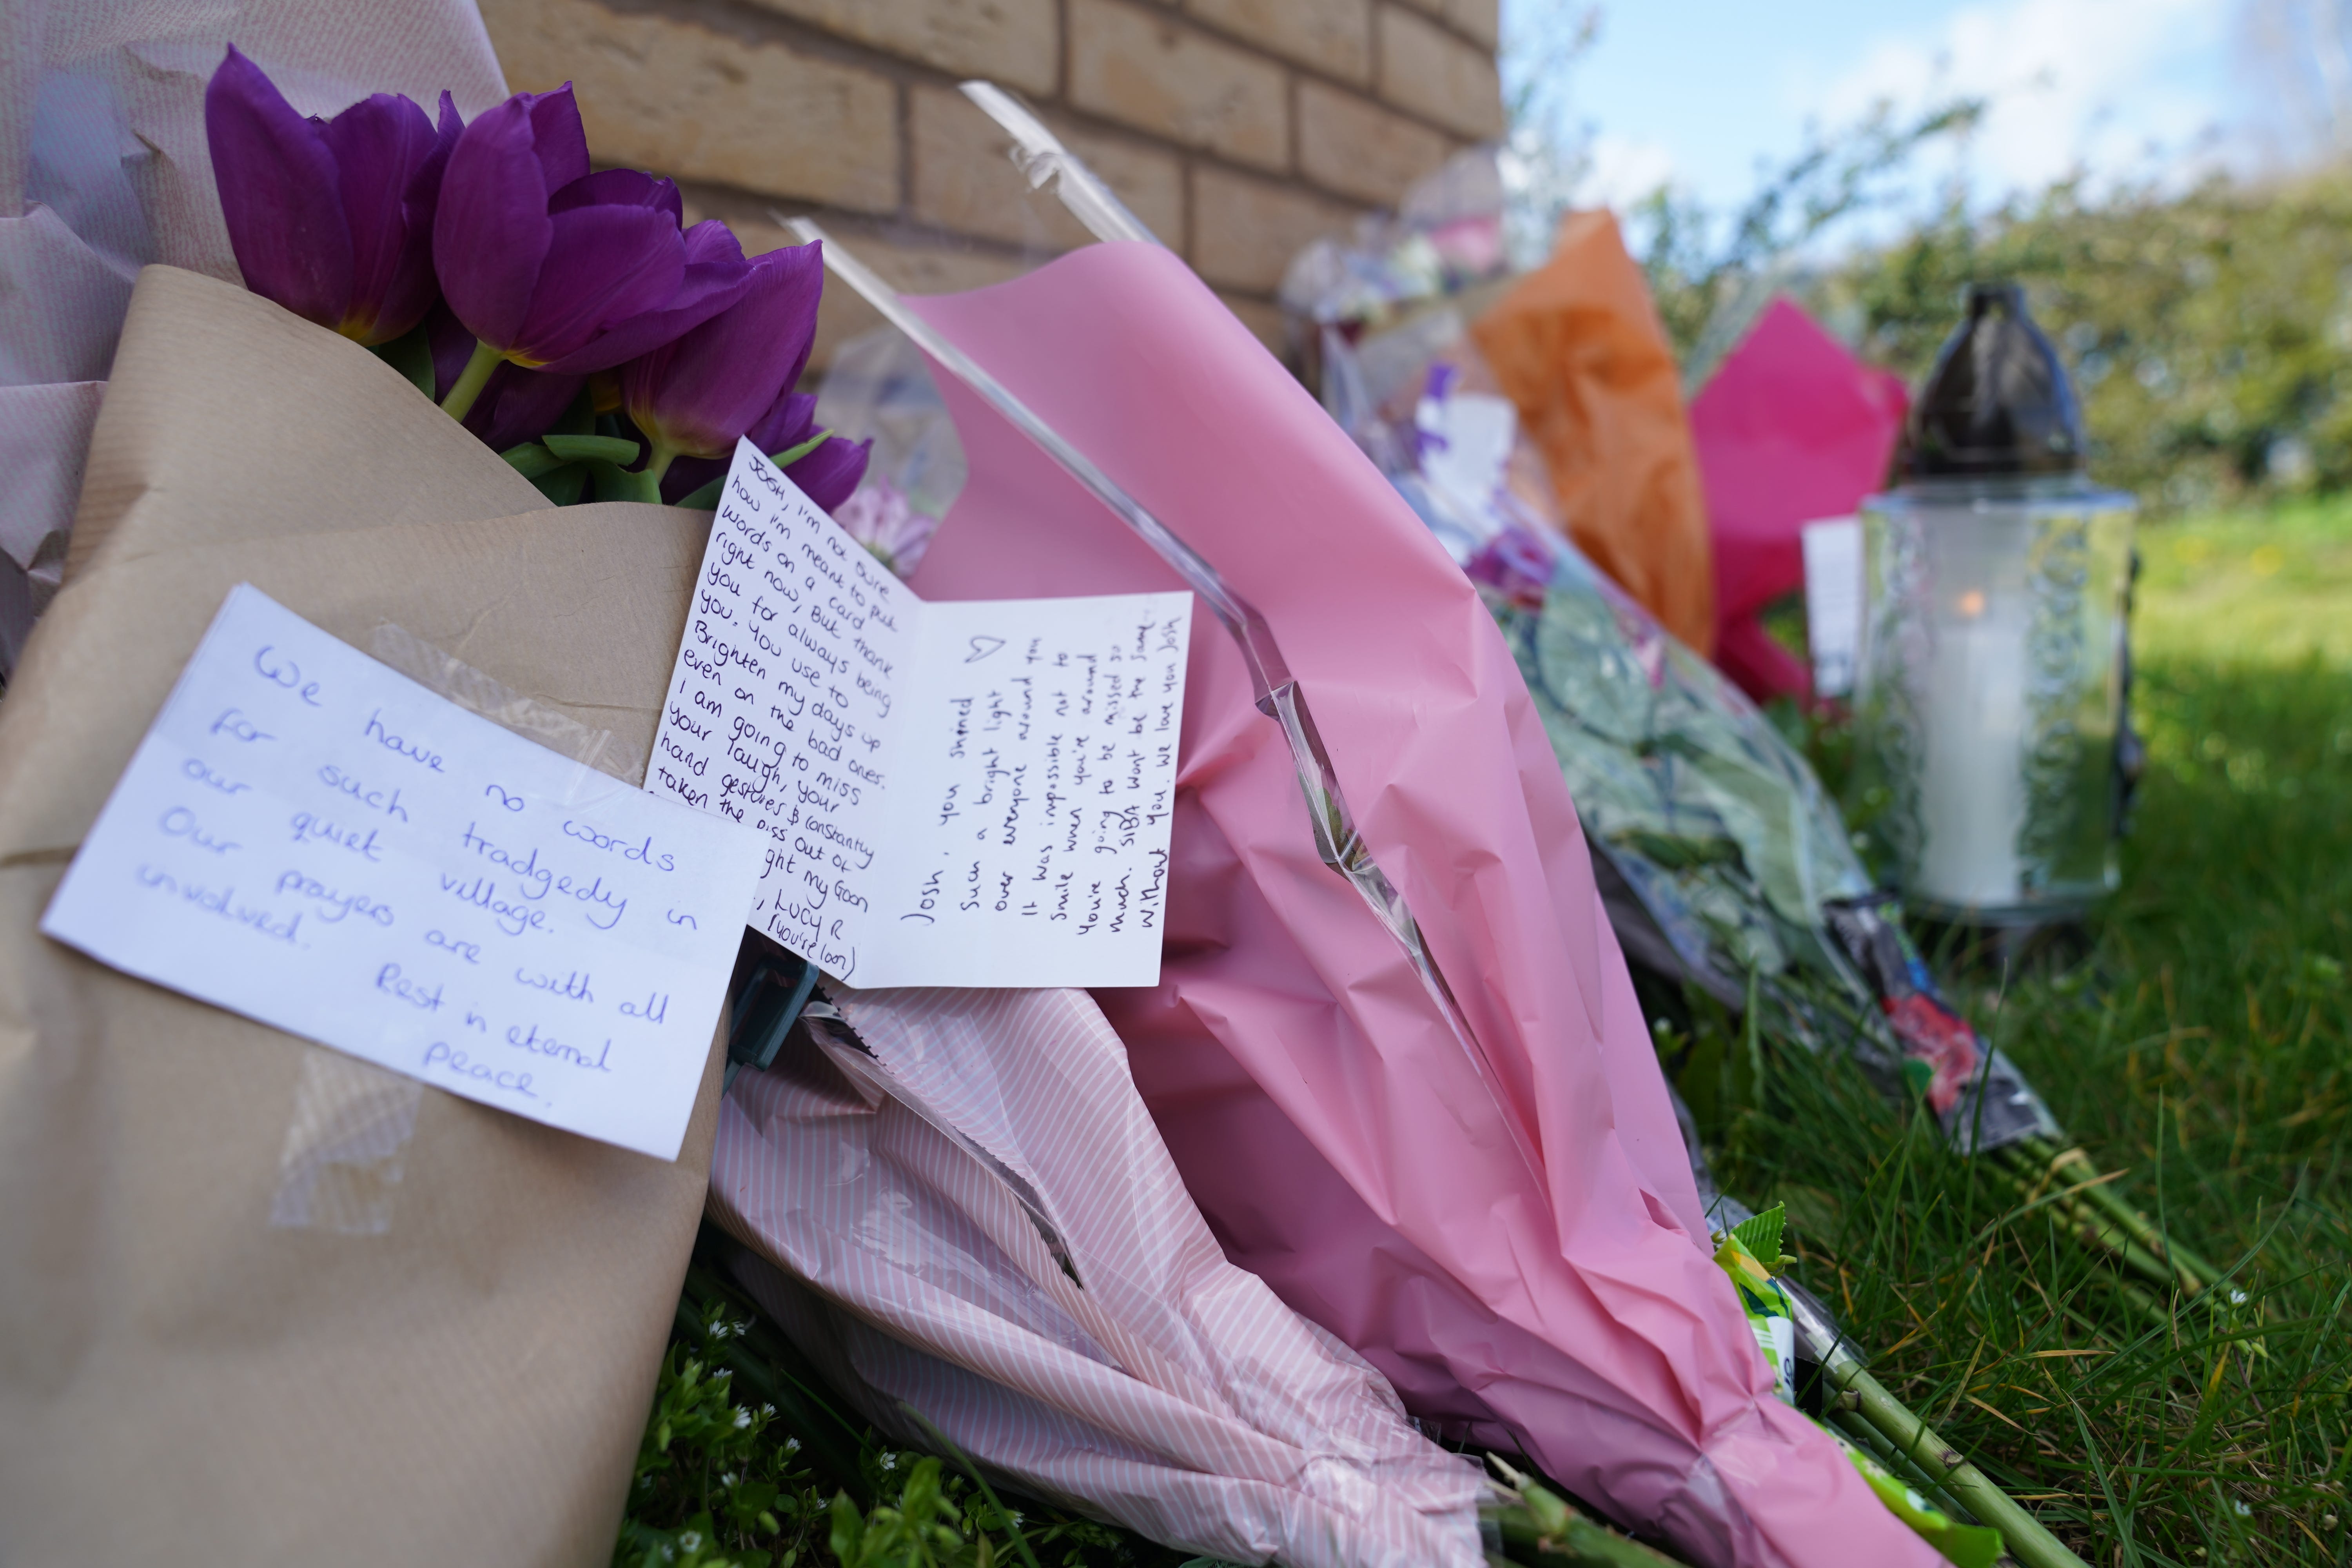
1819, 172, 2352, 510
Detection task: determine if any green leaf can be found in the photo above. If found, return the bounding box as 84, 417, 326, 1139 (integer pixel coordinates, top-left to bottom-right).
673, 473, 727, 511
585, 459, 662, 506
501, 442, 565, 479
670, 434, 835, 512
1728, 1202, 1786, 1267
531, 464, 587, 506
368, 325, 436, 397
771, 432, 830, 468
543, 432, 643, 465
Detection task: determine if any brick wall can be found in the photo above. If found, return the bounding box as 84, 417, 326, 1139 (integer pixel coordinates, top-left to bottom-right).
475, 0, 1502, 360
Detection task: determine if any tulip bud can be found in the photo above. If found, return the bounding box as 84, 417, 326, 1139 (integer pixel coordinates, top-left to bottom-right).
204, 46, 460, 345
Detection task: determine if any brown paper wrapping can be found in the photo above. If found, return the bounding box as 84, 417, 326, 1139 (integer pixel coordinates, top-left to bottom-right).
1472, 209, 1718, 656
0, 267, 720, 1564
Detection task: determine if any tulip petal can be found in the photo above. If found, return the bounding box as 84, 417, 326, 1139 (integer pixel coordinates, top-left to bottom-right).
619, 243, 820, 456
466, 363, 588, 452
654, 386, 808, 502
375, 92, 464, 341
534, 239, 751, 376
425, 302, 477, 399
321, 92, 439, 343
435, 94, 556, 351
747, 390, 820, 455
550, 168, 684, 227
785, 434, 871, 513
511, 202, 685, 367
205, 45, 352, 329
681, 218, 745, 269
526, 84, 591, 191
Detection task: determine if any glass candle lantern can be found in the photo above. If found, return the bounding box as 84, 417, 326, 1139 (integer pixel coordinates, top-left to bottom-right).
1855, 285, 2136, 925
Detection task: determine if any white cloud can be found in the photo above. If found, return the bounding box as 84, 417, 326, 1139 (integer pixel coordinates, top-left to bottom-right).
1578, 132, 1680, 210
1799, 0, 2237, 202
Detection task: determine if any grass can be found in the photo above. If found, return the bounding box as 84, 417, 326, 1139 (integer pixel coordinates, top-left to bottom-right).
624, 497, 2352, 1568
1707, 496, 2352, 1566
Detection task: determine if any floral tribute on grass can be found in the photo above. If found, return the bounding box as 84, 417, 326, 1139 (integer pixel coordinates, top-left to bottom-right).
204, 47, 868, 513
630, 1241, 1694, 1568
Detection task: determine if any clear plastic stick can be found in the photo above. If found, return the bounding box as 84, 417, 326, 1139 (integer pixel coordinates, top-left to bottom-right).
780, 211, 1545, 1189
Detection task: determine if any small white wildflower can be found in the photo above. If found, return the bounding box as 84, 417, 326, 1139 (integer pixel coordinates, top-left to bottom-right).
722, 1471, 739, 1487
880, 1452, 898, 1470
2229, 1289, 2249, 1306
785, 1437, 802, 1454
680, 1531, 702, 1551
762, 1403, 777, 1418
2235, 1501, 2252, 1517
734, 1407, 754, 1428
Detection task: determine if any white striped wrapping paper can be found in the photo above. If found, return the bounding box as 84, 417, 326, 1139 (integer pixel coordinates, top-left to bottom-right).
708, 984, 1485, 1568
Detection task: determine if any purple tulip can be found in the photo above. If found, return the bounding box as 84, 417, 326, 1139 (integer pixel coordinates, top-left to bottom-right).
205, 46, 460, 345
426, 304, 584, 451
431, 85, 752, 417
657, 385, 871, 512
616, 240, 856, 501
622, 240, 826, 483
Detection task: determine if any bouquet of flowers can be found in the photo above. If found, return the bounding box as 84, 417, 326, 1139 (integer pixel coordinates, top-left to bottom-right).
203, 47, 869, 515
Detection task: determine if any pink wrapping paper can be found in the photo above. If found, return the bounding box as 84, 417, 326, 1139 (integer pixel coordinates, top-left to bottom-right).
903, 244, 1939, 1568
708, 985, 1485, 1568
1689, 298, 1908, 702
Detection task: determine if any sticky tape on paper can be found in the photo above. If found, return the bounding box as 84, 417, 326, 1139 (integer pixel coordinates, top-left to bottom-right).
263, 622, 647, 1232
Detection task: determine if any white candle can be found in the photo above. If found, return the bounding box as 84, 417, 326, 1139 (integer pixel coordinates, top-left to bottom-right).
1915, 586, 2029, 910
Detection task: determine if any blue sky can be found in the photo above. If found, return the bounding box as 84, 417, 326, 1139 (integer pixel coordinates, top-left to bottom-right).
1504, 0, 2251, 226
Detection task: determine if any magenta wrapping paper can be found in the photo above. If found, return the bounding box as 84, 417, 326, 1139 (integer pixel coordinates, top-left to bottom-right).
903, 242, 1938, 1568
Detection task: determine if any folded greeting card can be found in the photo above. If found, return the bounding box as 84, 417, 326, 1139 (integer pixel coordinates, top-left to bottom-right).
647, 440, 1191, 989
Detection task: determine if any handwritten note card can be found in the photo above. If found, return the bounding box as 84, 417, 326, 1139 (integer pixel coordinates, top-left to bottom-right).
648, 439, 1192, 989
41, 585, 762, 1160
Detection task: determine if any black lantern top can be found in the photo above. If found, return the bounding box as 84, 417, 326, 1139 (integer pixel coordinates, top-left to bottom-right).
1902, 282, 2084, 477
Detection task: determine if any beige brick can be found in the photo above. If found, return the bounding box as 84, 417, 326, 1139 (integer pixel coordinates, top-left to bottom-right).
726, 218, 1033, 370
1189, 166, 1355, 292
1215, 290, 1289, 356
1375, 4, 1503, 139
1390, 0, 1498, 50
910, 84, 1185, 250
1186, 0, 1370, 83
1069, 0, 1289, 172
740, 0, 1060, 96
481, 0, 898, 213
1297, 80, 1451, 205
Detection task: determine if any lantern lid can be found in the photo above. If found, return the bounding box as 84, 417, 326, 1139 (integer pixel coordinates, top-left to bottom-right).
1902, 282, 2083, 477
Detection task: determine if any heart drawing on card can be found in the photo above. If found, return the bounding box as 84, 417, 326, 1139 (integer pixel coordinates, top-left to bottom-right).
965, 636, 1006, 663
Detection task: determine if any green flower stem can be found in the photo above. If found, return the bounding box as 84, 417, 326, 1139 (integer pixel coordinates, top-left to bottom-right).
1828, 1406, 1979, 1527
1986, 1154, 2189, 1303
2014, 1136, 2221, 1290
1818, 1350, 2091, 1568
643, 440, 680, 493
439, 339, 504, 422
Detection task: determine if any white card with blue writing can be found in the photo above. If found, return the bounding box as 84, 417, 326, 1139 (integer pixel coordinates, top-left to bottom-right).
40, 584, 762, 1161
648, 438, 1192, 989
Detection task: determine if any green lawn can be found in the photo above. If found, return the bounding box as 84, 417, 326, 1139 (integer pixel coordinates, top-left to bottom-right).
1718, 496, 2352, 1566
624, 498, 2352, 1568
